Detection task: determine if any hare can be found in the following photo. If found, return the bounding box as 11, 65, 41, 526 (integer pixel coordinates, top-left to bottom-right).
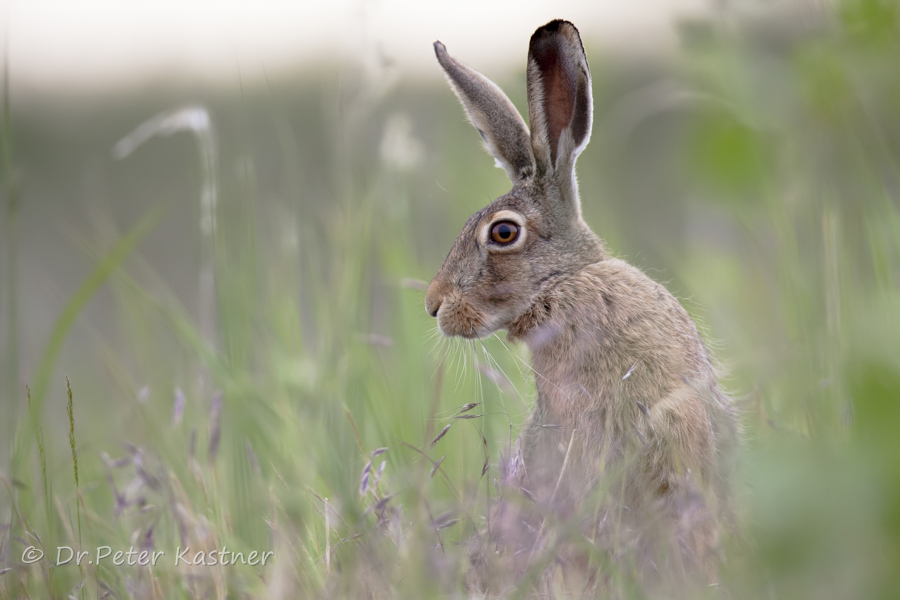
426, 20, 738, 587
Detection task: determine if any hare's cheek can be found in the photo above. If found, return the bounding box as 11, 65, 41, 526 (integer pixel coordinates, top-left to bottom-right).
485, 281, 521, 305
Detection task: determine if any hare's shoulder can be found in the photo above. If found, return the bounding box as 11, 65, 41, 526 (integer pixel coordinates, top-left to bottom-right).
568, 257, 683, 315
569, 258, 708, 357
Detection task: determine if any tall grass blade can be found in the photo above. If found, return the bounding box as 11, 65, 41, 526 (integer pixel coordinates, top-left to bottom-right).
25, 204, 165, 422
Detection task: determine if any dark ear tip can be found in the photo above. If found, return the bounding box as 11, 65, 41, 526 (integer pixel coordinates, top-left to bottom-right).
433, 41, 446, 56
530, 19, 581, 45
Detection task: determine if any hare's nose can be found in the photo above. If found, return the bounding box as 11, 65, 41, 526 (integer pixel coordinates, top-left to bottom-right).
425, 281, 446, 317
426, 298, 442, 318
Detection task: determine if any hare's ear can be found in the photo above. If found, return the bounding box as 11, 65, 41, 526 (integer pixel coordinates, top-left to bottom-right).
526, 20, 592, 181
434, 41, 536, 183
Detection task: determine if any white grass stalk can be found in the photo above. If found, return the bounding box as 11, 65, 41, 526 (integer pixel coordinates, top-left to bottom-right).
113, 105, 219, 351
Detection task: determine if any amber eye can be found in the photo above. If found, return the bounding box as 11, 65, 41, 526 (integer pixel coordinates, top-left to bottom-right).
490, 221, 519, 245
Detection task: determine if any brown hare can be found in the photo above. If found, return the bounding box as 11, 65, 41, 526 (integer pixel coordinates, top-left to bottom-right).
425, 19, 738, 590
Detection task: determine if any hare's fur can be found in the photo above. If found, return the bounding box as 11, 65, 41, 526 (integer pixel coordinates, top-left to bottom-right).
426, 20, 737, 585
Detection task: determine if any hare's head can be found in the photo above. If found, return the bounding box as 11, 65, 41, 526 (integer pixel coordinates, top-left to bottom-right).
426, 20, 605, 339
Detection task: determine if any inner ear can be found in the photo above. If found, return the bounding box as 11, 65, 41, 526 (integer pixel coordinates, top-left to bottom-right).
530, 35, 574, 167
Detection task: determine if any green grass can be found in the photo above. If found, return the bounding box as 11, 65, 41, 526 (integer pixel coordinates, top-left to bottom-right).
3, 3, 900, 598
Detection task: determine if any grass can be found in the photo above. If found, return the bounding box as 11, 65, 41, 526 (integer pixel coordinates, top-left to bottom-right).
2, 2, 900, 598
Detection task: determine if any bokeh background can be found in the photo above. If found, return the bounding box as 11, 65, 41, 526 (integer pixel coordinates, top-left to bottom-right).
2, 1, 900, 598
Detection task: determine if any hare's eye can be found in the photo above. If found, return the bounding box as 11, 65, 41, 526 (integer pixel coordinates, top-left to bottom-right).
490, 221, 519, 245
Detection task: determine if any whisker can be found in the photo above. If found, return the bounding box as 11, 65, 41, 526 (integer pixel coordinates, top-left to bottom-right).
451, 337, 466, 392
469, 328, 491, 507
427, 333, 444, 352
491, 332, 530, 381
431, 340, 449, 381
468, 328, 483, 405
477, 338, 528, 413
492, 332, 572, 402
475, 345, 514, 436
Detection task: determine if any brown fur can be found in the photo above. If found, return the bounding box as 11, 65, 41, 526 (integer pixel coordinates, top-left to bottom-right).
427, 20, 737, 591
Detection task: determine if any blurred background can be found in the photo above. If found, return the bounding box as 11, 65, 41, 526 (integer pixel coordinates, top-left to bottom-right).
2, 0, 900, 598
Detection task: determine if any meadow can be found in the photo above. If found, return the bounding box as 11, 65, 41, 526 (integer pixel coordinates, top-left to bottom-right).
2, 3, 900, 598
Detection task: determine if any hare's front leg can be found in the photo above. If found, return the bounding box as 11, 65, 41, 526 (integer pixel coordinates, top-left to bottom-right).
640, 384, 725, 579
